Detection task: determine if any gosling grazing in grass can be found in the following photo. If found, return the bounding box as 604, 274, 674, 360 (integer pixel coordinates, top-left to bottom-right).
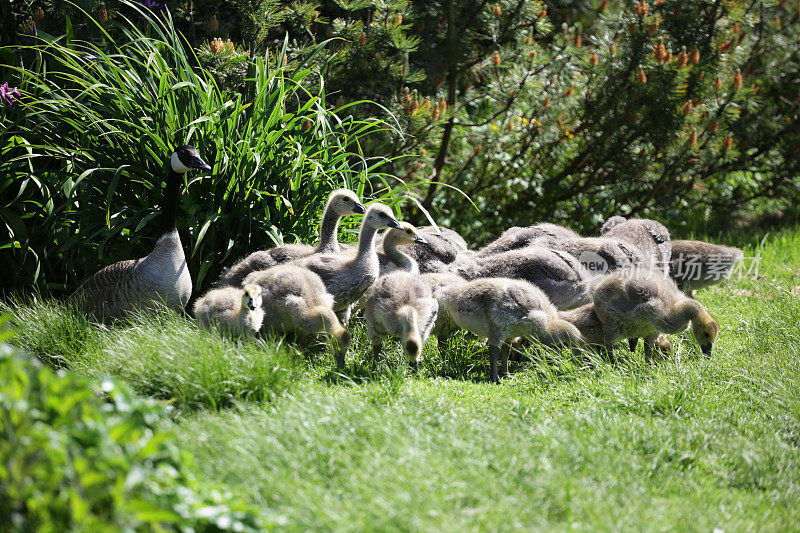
562, 268, 719, 358
67, 145, 211, 318
476, 223, 580, 258
451, 246, 591, 310
365, 272, 439, 371
377, 222, 428, 275
243, 265, 350, 368
669, 239, 744, 296
193, 284, 264, 335
288, 203, 401, 316
437, 278, 584, 383
214, 189, 365, 287
600, 216, 672, 275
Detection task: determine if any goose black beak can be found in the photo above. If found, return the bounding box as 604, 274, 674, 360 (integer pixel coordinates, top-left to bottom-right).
414, 236, 428, 245
387, 218, 402, 229
701, 343, 713, 357
353, 202, 366, 215
188, 154, 212, 171
247, 300, 258, 311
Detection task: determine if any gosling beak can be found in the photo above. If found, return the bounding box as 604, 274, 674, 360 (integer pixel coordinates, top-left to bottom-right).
188, 154, 212, 171
414, 235, 428, 245
387, 217, 402, 229
701, 343, 713, 357
247, 299, 258, 311
353, 202, 366, 214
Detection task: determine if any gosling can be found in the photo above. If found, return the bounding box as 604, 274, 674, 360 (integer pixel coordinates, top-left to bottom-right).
381, 225, 468, 273
476, 223, 580, 257
568, 268, 719, 358
243, 265, 350, 368
214, 189, 365, 287
364, 272, 439, 371
669, 239, 744, 296
193, 284, 264, 336
600, 216, 672, 275
437, 277, 584, 383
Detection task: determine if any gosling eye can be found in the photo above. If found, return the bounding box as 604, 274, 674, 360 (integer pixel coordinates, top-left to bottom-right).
379, 212, 387, 218
704, 332, 710, 338
406, 229, 413, 235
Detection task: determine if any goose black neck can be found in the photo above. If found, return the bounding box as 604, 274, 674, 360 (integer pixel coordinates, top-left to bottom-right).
160, 168, 181, 235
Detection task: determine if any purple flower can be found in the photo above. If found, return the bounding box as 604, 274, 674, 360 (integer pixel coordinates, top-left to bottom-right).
1, 83, 21, 106
136, 0, 167, 20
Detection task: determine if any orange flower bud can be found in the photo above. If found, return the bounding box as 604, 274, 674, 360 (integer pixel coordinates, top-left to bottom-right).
358, 33, 367, 46
508, 121, 515, 131
713, 77, 723, 91
529, 50, 537, 58
718, 40, 733, 53
697, 71, 705, 80
690, 49, 700, 64
636, 69, 647, 84
395, 13, 403, 25
525, 36, 533, 45
589, 53, 599, 66
439, 100, 447, 112
732, 22, 740, 34
647, 20, 659, 35
708, 119, 718, 132
492, 52, 501, 66
98, 7, 108, 23
475, 145, 483, 154
492, 4, 502, 16
575, 35, 582, 48
599, 1, 609, 11
537, 9, 547, 19
564, 87, 574, 96
635, 0, 649, 17
609, 43, 617, 55
732, 69, 743, 89
722, 136, 733, 151
688, 129, 697, 146
34, 7, 45, 21
543, 98, 551, 108
676, 52, 688, 68
209, 15, 219, 32
682, 101, 693, 115
431, 108, 440, 120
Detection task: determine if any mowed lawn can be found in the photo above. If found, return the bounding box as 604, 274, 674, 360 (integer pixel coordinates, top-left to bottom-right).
7, 228, 800, 531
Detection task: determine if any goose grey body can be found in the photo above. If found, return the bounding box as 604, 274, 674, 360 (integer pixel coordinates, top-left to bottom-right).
476, 223, 580, 258
669, 239, 744, 294
417, 225, 469, 250
67, 145, 210, 318
600, 216, 672, 275
437, 277, 584, 382
289, 203, 401, 313
365, 271, 439, 370
562, 268, 719, 358
451, 246, 591, 310
214, 189, 365, 287
243, 264, 350, 367
193, 284, 264, 335
536, 236, 647, 278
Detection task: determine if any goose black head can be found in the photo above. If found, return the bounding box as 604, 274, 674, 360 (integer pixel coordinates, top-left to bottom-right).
171, 145, 212, 173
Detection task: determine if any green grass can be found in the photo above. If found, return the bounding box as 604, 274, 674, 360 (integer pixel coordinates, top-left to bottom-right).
5, 228, 800, 530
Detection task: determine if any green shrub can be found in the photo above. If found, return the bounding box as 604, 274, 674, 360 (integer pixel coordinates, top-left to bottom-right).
0, 316, 266, 531
1, 3, 391, 293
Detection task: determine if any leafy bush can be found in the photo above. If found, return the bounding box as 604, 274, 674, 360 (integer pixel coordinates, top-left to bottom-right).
0, 315, 266, 530
1, 3, 390, 293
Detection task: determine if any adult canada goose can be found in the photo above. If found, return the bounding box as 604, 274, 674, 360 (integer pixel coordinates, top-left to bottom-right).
476, 223, 580, 258
193, 284, 264, 335
563, 268, 719, 358
536, 236, 646, 278
600, 216, 672, 275
669, 239, 744, 296
67, 145, 211, 318
451, 246, 591, 310
214, 189, 365, 287
377, 222, 428, 275
377, 225, 466, 274
289, 203, 401, 315
243, 264, 350, 368
364, 271, 439, 371
437, 278, 584, 383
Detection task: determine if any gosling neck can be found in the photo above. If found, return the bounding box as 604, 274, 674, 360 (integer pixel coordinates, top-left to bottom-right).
160, 168, 182, 236
316, 206, 342, 253
383, 233, 418, 274
670, 298, 707, 331
354, 222, 380, 263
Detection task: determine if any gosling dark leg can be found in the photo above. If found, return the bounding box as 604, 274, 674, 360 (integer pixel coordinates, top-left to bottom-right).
629, 338, 640, 352
500, 343, 510, 378
489, 344, 500, 384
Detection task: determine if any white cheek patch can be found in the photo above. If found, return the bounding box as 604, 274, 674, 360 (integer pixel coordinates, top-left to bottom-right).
171, 152, 192, 173
251, 296, 263, 309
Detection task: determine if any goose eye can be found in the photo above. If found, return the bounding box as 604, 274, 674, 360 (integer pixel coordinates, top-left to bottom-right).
704, 332, 710, 338
379, 212, 387, 218
406, 229, 412, 234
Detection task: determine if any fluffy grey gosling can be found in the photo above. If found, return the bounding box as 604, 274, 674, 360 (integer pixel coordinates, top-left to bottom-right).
365, 271, 439, 372
669, 239, 744, 296
243, 265, 351, 368
600, 216, 672, 275
378, 222, 428, 275
437, 277, 584, 383
476, 223, 580, 257
68, 145, 211, 318
193, 284, 264, 335
214, 189, 365, 287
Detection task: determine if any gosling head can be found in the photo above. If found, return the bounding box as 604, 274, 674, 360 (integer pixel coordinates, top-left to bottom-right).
363, 203, 401, 230
241, 284, 263, 311
170, 145, 212, 173
691, 315, 719, 357
387, 222, 428, 245
327, 189, 366, 216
